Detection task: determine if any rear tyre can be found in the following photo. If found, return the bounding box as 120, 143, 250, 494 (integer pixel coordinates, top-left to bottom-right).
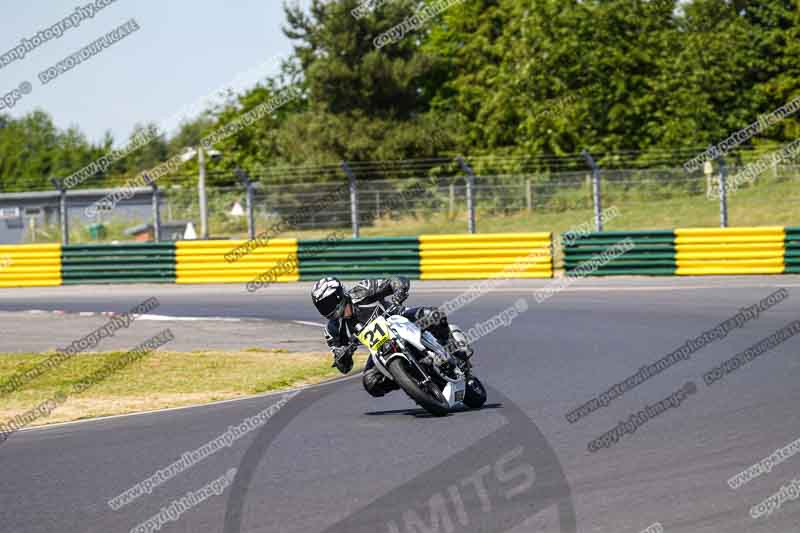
387, 358, 450, 417
464, 377, 487, 409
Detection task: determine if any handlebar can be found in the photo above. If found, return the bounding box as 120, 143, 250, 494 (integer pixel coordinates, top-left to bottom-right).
350, 302, 403, 345
384, 303, 404, 316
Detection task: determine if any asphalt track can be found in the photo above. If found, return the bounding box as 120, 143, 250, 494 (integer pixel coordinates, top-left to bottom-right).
1, 277, 799, 532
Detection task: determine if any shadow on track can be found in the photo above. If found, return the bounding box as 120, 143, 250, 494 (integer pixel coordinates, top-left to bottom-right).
224, 379, 575, 533
363, 402, 504, 417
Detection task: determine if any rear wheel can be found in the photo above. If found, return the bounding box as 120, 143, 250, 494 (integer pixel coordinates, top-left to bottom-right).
387, 358, 450, 417
463, 377, 487, 409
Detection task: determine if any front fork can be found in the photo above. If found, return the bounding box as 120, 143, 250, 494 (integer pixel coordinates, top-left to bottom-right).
374, 348, 435, 388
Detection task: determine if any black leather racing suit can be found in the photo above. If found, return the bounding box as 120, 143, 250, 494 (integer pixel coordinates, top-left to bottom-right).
324, 277, 452, 397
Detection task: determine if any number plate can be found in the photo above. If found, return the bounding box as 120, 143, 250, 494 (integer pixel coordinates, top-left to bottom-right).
356, 316, 391, 352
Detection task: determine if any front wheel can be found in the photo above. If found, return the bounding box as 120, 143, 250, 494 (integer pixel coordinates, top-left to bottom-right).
463, 377, 487, 409
387, 358, 450, 417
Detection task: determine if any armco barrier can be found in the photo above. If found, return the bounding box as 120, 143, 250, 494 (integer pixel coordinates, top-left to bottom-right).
786, 227, 800, 274
419, 233, 553, 279
298, 237, 420, 280
61, 243, 176, 284
563, 230, 676, 275
4, 228, 800, 286
0, 244, 61, 287
675, 227, 785, 275
176, 239, 298, 284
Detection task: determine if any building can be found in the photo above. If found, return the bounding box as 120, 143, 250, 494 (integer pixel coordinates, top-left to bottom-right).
0, 187, 160, 244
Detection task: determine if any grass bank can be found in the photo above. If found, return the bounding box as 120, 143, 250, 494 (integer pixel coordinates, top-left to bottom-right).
0, 348, 365, 427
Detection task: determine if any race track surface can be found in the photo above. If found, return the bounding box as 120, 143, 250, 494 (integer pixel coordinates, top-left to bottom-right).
1, 277, 799, 532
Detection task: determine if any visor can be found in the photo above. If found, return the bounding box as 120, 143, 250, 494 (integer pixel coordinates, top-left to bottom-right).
316, 292, 347, 320
326, 298, 348, 320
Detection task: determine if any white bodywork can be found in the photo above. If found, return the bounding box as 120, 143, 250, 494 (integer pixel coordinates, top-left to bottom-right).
369, 314, 466, 409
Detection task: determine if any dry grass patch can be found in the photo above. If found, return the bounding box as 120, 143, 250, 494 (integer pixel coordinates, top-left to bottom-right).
0, 349, 365, 426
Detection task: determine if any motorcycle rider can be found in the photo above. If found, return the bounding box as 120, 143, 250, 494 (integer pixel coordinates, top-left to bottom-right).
311, 276, 472, 398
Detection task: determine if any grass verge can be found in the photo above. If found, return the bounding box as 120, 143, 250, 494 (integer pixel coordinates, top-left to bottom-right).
0, 349, 365, 427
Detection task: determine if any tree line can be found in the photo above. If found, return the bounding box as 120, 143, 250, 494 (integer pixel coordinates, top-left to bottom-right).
1, 0, 798, 192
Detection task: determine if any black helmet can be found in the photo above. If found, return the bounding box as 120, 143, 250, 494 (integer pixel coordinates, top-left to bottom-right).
312, 277, 348, 319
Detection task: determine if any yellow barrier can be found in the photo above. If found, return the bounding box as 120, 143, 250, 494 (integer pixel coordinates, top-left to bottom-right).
419, 233, 552, 280
175, 239, 299, 284
0, 244, 61, 287
675, 227, 785, 275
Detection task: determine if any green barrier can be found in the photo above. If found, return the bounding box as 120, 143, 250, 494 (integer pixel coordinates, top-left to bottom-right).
785, 227, 800, 273
298, 237, 420, 280
62, 243, 176, 284
5, 228, 796, 287
562, 230, 677, 276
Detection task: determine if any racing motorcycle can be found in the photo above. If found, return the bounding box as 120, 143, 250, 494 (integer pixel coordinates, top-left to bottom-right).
353, 303, 487, 416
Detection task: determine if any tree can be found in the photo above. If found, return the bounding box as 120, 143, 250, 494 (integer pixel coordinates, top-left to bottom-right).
0, 111, 101, 192
274, 0, 451, 167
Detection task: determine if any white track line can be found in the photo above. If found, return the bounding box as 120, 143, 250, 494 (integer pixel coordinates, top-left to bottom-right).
136, 314, 241, 322
293, 320, 326, 327
11, 311, 244, 322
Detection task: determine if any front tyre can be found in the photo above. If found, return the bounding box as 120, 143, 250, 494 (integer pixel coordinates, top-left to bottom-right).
463, 377, 487, 409
387, 358, 450, 417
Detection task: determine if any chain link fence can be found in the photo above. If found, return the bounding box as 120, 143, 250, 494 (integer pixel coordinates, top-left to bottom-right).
2, 159, 798, 245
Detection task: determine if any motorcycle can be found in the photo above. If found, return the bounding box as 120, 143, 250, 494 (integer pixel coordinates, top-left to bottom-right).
352, 303, 487, 416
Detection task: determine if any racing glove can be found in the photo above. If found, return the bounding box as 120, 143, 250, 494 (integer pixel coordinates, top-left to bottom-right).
332, 344, 355, 374
391, 293, 408, 308
389, 277, 410, 307
391, 288, 409, 308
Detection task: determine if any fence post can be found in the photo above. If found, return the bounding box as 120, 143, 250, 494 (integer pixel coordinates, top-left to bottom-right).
457, 156, 476, 234
466, 175, 476, 234
198, 147, 209, 240
717, 157, 728, 228
51, 177, 69, 245
448, 183, 455, 219
376, 190, 381, 218
581, 150, 603, 231
145, 175, 161, 243
235, 167, 256, 240
341, 161, 359, 238
526, 179, 532, 212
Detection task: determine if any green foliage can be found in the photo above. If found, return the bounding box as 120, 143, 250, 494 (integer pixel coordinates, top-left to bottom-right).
0, 111, 103, 191
2, 0, 800, 193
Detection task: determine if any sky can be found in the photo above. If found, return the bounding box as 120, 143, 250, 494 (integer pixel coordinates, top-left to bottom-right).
0, 0, 308, 146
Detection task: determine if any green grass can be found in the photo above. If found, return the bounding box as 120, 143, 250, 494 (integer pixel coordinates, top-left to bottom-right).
0, 349, 365, 426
